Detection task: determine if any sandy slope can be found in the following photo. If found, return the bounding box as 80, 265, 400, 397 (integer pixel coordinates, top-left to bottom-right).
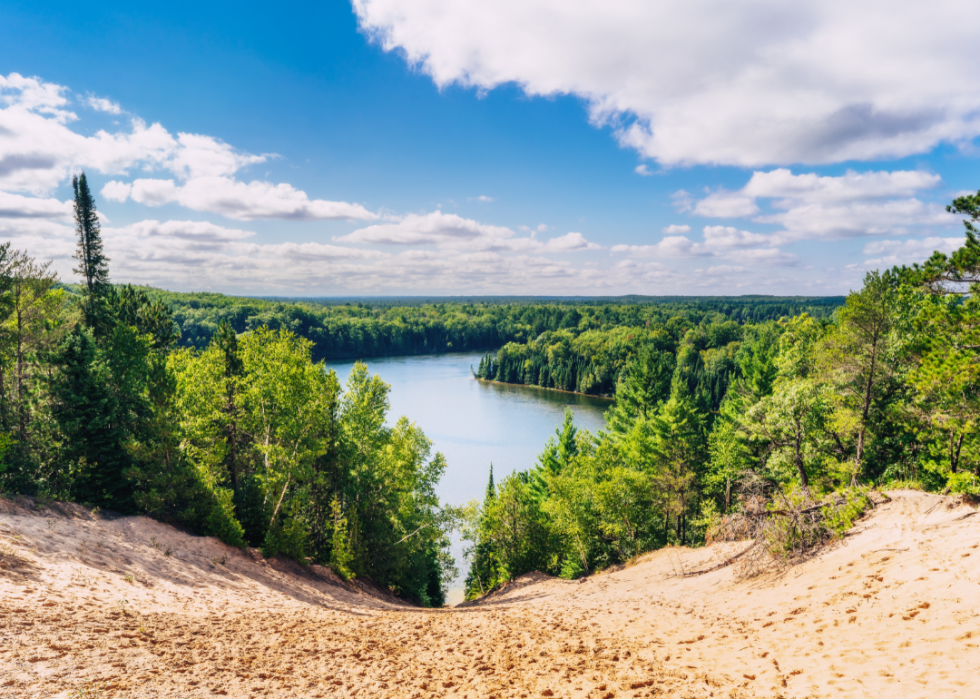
1, 490, 978, 699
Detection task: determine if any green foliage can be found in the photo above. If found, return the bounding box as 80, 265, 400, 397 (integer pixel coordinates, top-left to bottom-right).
947, 471, 980, 495
329, 494, 354, 579
465, 193, 980, 594
0, 185, 456, 605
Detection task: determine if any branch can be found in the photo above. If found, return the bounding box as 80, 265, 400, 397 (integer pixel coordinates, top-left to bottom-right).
682, 544, 753, 577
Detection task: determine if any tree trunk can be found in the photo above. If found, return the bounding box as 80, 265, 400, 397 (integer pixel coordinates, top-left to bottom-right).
794, 432, 809, 489
951, 430, 965, 474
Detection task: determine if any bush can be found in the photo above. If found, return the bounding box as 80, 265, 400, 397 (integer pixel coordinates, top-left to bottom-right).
947, 471, 980, 495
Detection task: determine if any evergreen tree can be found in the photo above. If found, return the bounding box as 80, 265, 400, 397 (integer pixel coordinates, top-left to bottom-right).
531, 409, 578, 500
606, 346, 675, 434
48, 327, 129, 508
464, 465, 500, 598
213, 321, 244, 490
72, 172, 110, 294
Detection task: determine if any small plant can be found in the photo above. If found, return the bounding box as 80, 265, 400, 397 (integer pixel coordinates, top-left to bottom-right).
47, 519, 55, 530
116, 598, 129, 615
149, 537, 160, 550
68, 682, 106, 698
211, 555, 227, 566
710, 475, 873, 578
948, 472, 980, 496
137, 625, 150, 635
164, 546, 172, 557
124, 573, 135, 584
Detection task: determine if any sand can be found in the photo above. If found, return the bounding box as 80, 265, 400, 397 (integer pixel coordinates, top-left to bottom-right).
1, 489, 978, 698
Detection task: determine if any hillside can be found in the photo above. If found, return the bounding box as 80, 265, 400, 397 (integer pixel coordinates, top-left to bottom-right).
1, 490, 977, 698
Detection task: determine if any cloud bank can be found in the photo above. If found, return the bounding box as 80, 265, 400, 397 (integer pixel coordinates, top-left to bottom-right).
0, 73, 375, 221
354, 0, 980, 166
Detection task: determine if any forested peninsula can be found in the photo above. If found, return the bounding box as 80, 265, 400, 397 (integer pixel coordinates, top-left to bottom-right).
4, 173, 980, 608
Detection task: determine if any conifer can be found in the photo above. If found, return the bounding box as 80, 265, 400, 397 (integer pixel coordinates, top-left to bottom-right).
72, 172, 110, 294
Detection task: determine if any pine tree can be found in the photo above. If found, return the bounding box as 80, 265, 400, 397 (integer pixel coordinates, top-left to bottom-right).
329, 495, 353, 579
485, 463, 495, 501
72, 173, 110, 294
213, 321, 245, 490
531, 409, 578, 501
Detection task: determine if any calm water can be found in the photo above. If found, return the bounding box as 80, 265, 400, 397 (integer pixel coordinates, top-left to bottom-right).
325, 351, 611, 596
325, 351, 610, 506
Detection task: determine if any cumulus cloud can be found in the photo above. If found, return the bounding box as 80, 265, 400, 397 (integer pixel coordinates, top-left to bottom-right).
858, 236, 964, 268
85, 95, 123, 115
693, 191, 760, 218
691, 168, 957, 241
336, 211, 599, 252
611, 236, 710, 259
741, 168, 942, 205
756, 199, 954, 240
354, 0, 980, 166
635, 164, 653, 176
0, 72, 375, 221
702, 225, 772, 248
661, 224, 690, 234
0, 191, 72, 220
102, 176, 377, 221
611, 225, 795, 265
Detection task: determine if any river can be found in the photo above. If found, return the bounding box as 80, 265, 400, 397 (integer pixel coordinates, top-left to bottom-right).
325, 351, 611, 598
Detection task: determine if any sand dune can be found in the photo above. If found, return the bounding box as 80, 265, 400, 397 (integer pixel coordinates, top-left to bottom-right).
1, 490, 978, 698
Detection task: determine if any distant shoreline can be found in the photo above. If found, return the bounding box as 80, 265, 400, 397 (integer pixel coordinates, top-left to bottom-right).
474, 376, 614, 402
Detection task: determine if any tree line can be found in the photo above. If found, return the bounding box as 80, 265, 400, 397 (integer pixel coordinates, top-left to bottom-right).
1, 174, 453, 605
56, 285, 844, 362
463, 189, 980, 598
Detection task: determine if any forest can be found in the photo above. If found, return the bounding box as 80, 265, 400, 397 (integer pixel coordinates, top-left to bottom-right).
70, 285, 843, 361
5, 172, 980, 606
0, 174, 453, 605
462, 187, 980, 597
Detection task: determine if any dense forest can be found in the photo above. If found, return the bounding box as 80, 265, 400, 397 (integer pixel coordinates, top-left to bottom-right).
56, 285, 842, 362
0, 174, 453, 605
462, 189, 980, 598
6, 171, 979, 606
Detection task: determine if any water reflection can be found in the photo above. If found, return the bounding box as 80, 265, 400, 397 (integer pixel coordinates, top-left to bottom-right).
325, 352, 610, 507
325, 351, 611, 593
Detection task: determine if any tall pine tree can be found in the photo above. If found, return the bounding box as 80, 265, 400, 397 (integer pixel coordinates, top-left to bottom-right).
72, 172, 110, 294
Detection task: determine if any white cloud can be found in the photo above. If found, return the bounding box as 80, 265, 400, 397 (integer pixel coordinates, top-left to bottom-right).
661, 224, 690, 234
691, 168, 958, 241
756, 199, 955, 240
693, 191, 760, 218
0, 190, 72, 220
635, 164, 653, 176
354, 0, 980, 166
543, 231, 601, 252
470, 195, 494, 202
611, 236, 710, 259
670, 190, 693, 212
336, 211, 599, 252
741, 168, 942, 205
611, 225, 795, 265
85, 95, 122, 115
858, 236, 964, 268
0, 72, 375, 222
702, 225, 771, 248
102, 176, 377, 221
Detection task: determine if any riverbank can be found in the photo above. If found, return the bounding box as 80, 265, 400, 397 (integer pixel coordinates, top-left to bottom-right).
474, 376, 614, 401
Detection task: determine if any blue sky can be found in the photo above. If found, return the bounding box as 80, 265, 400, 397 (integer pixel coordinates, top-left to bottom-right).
1, 1, 977, 295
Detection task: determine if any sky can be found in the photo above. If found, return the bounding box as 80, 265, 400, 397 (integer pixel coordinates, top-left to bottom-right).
1, 0, 978, 296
